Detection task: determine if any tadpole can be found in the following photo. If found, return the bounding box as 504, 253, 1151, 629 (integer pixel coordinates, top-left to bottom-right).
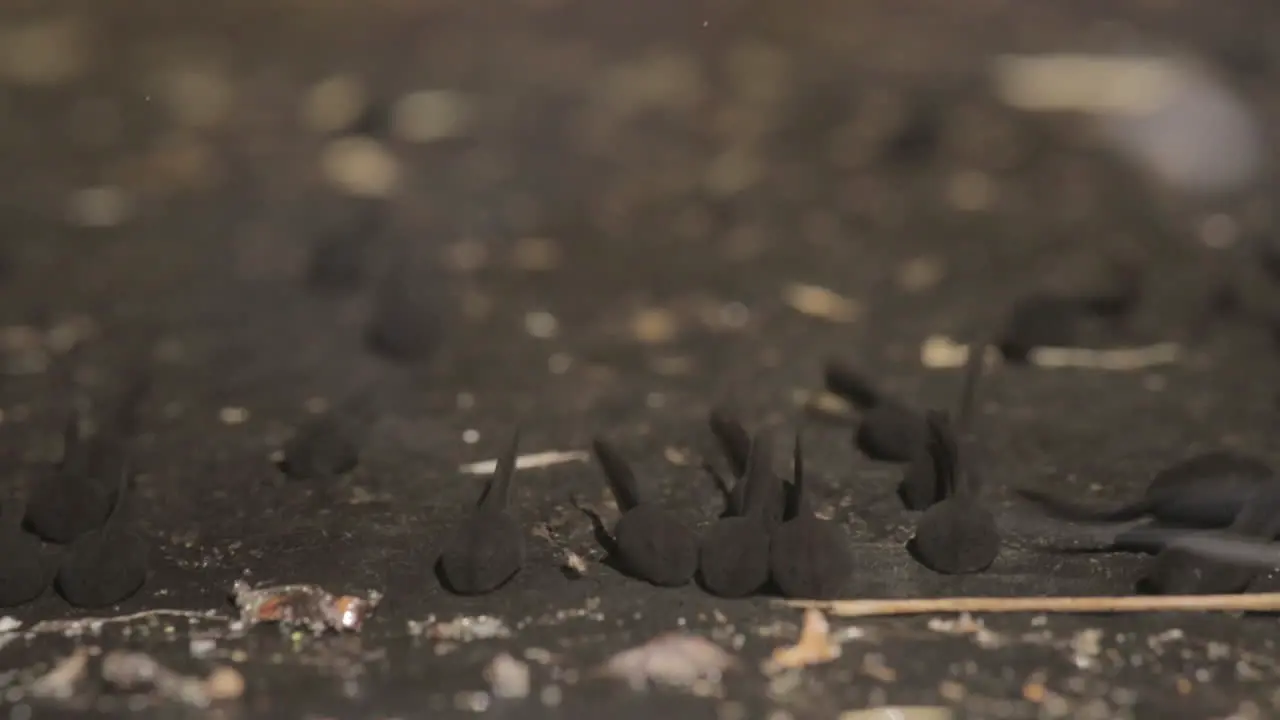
591, 438, 698, 587
438, 430, 526, 595
1138, 476, 1280, 595
56, 460, 148, 608
822, 361, 926, 463
0, 495, 50, 608
707, 407, 786, 528
769, 431, 854, 599
898, 330, 987, 511
997, 266, 1143, 363
26, 373, 150, 544
697, 432, 778, 598
1016, 450, 1273, 529
908, 411, 1001, 575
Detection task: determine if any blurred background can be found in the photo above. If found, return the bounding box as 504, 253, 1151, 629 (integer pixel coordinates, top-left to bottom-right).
0, 1, 1278, 518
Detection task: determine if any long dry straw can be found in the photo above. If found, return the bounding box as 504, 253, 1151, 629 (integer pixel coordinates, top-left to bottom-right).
783, 592, 1280, 618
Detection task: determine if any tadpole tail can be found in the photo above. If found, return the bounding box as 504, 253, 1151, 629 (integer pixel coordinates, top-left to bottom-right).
110, 368, 153, 439
708, 407, 751, 478
739, 431, 776, 519
791, 430, 812, 519
822, 360, 881, 409
1014, 488, 1152, 523
955, 335, 989, 433
591, 438, 642, 511
923, 410, 962, 497
479, 429, 521, 512
102, 453, 135, 535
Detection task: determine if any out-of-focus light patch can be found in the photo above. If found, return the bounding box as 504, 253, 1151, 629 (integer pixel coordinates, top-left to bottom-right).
992, 54, 1264, 196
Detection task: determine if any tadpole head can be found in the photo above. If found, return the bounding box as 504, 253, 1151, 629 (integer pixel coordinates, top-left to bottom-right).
613, 505, 698, 587
24, 473, 113, 544
55, 529, 148, 608
909, 497, 1000, 575
697, 517, 770, 598
768, 517, 853, 600
437, 514, 526, 596
277, 415, 360, 480
856, 404, 927, 463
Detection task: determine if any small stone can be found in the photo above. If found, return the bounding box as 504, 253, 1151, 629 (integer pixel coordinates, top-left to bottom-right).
392, 90, 472, 143
320, 135, 399, 198
303, 74, 368, 133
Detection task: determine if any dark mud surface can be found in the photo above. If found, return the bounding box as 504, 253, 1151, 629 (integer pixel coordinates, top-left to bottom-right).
2, 1, 1280, 718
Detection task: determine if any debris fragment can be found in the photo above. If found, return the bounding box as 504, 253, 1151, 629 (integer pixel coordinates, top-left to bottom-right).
100, 651, 244, 708
765, 608, 841, 672
782, 283, 862, 323
409, 614, 512, 642
485, 652, 532, 699
230, 580, 381, 635
598, 633, 738, 692
28, 649, 90, 700
459, 450, 589, 475
561, 549, 589, 578
921, 335, 1181, 371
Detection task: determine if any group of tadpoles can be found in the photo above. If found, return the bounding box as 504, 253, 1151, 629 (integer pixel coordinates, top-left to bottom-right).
438, 339, 998, 600
0, 374, 150, 610
438, 282, 1280, 601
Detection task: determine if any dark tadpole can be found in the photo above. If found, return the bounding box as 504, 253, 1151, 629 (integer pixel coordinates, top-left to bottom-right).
56, 460, 148, 608
908, 411, 1001, 575
363, 246, 447, 363
0, 495, 50, 608
707, 407, 786, 527
305, 196, 388, 296
997, 266, 1143, 363
1016, 451, 1273, 529
898, 332, 987, 511
591, 438, 698, 587
438, 430, 526, 595
1138, 476, 1280, 595
276, 381, 381, 481
823, 361, 926, 463
26, 372, 151, 544
769, 431, 855, 599
697, 432, 778, 598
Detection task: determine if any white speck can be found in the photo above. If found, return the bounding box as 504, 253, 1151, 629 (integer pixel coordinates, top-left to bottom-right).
68, 186, 132, 228
302, 73, 367, 133
540, 684, 563, 706
1200, 213, 1238, 249
320, 135, 399, 198
945, 170, 996, 211
485, 653, 531, 699
392, 90, 472, 143
718, 302, 750, 328
218, 407, 249, 425
0, 617, 21, 632
462, 429, 480, 444
524, 311, 559, 339
547, 353, 572, 374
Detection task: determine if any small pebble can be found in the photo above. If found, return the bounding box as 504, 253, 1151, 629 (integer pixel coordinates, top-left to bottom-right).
392, 90, 472, 143
320, 135, 399, 198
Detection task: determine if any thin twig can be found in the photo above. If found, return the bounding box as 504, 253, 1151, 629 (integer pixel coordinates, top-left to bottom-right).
783, 592, 1280, 618
20, 609, 229, 636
